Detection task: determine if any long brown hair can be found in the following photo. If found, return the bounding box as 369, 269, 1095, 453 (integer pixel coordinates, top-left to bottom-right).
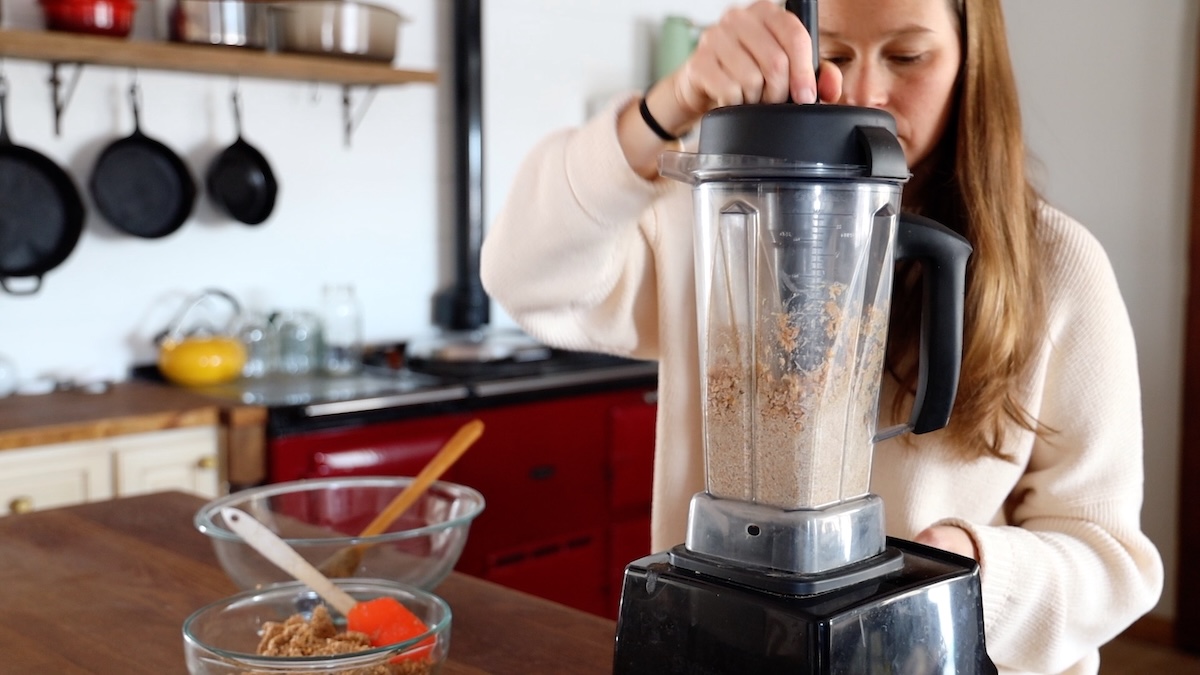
890, 0, 1046, 460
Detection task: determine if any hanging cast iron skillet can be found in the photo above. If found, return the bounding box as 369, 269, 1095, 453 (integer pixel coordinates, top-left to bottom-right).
89, 83, 196, 238
0, 77, 85, 295
206, 90, 278, 225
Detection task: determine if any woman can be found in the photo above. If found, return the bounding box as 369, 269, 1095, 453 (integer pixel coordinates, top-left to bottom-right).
480, 1, 1163, 672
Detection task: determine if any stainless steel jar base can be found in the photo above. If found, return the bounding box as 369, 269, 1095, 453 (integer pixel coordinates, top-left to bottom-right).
684, 492, 886, 575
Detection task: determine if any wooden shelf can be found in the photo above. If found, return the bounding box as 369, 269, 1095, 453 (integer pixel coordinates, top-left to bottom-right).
0, 29, 438, 86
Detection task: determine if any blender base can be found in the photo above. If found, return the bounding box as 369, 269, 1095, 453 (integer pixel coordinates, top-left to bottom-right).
612, 537, 997, 675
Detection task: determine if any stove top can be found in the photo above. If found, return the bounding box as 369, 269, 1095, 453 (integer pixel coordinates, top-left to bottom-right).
183, 368, 461, 408
135, 339, 657, 417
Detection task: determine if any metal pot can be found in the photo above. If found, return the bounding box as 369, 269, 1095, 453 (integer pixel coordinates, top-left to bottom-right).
170, 0, 269, 48
271, 0, 404, 62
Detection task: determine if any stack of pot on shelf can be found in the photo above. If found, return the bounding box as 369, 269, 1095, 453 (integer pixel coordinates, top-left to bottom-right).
39, 0, 137, 37
170, 0, 406, 62
34, 0, 407, 63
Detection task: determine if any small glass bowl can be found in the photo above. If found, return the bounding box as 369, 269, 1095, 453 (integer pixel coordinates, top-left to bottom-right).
183, 579, 451, 674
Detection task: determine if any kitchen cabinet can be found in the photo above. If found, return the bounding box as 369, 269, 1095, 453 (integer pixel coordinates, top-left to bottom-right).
275, 384, 659, 619
0, 426, 220, 515
114, 427, 221, 498
0, 440, 112, 514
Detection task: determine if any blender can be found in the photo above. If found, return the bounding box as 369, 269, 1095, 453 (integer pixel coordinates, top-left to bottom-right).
611, 3, 997, 673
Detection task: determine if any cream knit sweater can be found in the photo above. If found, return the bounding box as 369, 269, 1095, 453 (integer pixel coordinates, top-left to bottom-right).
480, 96, 1163, 675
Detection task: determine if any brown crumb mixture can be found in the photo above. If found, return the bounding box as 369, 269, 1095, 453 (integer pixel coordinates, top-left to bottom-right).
255, 605, 432, 675
258, 605, 371, 657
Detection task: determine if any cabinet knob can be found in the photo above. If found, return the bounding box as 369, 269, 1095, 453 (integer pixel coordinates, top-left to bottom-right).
9, 496, 33, 515
197, 455, 218, 470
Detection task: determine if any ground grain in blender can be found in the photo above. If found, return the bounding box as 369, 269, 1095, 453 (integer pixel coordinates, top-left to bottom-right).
704, 288, 886, 509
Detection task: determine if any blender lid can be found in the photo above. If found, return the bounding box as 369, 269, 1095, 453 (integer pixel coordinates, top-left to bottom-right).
687, 103, 909, 180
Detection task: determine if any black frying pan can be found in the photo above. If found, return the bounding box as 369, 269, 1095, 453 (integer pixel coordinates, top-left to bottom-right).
0, 77, 85, 295
206, 90, 278, 225
89, 83, 196, 239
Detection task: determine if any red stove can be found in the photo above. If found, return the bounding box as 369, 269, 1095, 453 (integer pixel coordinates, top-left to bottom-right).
194, 0, 657, 619
193, 327, 659, 620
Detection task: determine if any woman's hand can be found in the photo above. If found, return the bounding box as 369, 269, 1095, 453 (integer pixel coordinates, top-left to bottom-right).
620, 1, 842, 178
673, 0, 841, 116
914, 525, 980, 561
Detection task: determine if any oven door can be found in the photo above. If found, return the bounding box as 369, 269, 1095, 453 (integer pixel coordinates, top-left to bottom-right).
269, 414, 476, 483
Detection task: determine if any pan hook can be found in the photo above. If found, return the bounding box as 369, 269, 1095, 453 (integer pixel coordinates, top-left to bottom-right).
229, 79, 244, 139
340, 84, 377, 148
127, 70, 144, 132
48, 63, 84, 137
0, 71, 10, 145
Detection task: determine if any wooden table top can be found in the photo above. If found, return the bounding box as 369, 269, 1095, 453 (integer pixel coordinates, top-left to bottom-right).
0, 491, 617, 674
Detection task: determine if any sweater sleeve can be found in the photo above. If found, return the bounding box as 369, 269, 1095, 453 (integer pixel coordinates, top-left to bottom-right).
938, 211, 1163, 673
480, 95, 674, 360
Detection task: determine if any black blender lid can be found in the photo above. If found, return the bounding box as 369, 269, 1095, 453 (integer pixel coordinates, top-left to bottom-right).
696, 103, 909, 180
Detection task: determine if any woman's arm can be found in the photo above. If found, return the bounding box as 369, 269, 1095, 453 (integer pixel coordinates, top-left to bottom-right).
483, 1, 838, 354
935, 210, 1164, 672
480, 96, 670, 359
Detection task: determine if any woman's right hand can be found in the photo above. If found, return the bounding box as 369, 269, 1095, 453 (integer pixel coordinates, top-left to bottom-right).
620, 1, 842, 178
674, 1, 840, 118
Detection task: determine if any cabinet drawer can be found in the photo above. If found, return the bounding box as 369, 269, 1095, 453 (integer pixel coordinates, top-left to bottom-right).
114, 427, 221, 499
608, 400, 656, 513
0, 442, 113, 515
271, 414, 474, 483
451, 396, 611, 560
483, 529, 608, 617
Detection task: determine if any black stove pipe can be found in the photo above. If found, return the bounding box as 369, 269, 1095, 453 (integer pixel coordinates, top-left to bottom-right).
434, 0, 490, 332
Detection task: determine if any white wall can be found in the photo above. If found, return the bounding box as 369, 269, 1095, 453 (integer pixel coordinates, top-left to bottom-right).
0, 0, 1191, 618
0, 0, 442, 382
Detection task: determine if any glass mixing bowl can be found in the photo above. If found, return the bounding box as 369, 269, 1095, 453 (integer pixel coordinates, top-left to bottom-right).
183, 578, 451, 674
196, 477, 485, 590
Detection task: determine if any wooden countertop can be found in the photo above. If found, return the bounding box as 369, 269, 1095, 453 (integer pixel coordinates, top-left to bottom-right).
0, 381, 225, 451
0, 491, 617, 674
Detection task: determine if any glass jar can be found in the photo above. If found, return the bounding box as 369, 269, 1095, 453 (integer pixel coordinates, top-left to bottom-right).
237, 311, 277, 378
320, 283, 363, 376
275, 311, 323, 376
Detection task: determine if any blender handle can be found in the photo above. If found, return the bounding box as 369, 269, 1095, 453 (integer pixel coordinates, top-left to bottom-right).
894, 213, 973, 434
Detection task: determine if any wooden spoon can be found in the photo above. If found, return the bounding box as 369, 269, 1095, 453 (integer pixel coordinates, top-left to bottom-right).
317, 418, 485, 579
221, 506, 357, 615
222, 506, 431, 646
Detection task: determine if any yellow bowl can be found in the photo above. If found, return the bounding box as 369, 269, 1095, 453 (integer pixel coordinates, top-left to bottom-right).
159, 337, 247, 386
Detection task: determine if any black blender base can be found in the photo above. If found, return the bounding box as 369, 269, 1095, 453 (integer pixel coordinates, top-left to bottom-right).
612, 537, 997, 675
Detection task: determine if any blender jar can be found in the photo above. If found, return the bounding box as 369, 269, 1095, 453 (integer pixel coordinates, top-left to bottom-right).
665, 154, 899, 510
663, 104, 971, 516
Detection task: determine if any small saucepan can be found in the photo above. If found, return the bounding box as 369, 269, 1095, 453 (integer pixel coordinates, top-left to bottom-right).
0, 75, 86, 295
89, 82, 196, 238
206, 90, 277, 225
